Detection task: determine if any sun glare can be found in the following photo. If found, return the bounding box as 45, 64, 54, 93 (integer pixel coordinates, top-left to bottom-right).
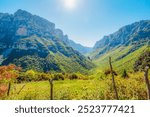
62, 0, 77, 10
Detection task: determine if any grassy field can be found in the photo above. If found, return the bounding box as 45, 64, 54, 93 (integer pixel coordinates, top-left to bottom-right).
89, 45, 148, 79
5, 71, 148, 100
7, 80, 107, 100
94, 46, 147, 71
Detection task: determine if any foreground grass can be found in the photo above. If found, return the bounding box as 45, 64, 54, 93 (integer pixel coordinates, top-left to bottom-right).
4, 71, 149, 100
7, 80, 107, 100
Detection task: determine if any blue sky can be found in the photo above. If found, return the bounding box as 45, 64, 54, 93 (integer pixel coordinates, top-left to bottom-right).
0, 0, 150, 47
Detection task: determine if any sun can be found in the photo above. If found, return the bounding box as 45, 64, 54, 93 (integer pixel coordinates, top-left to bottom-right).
62, 0, 78, 10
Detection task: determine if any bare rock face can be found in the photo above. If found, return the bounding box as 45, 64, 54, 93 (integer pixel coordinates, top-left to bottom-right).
16, 27, 27, 36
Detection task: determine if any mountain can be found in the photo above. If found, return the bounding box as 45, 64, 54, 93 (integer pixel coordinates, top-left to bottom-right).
54, 29, 92, 54
62, 37, 92, 54
92, 20, 150, 58
0, 9, 94, 72
91, 20, 150, 72
67, 40, 92, 54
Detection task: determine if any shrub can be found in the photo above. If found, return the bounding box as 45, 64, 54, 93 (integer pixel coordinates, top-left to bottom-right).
38, 73, 51, 81
121, 69, 129, 78
105, 72, 147, 100
134, 49, 150, 71
24, 70, 38, 81
53, 73, 64, 80
104, 69, 118, 76
69, 74, 78, 80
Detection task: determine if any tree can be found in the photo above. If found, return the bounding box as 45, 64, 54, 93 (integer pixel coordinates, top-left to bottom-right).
0, 64, 21, 97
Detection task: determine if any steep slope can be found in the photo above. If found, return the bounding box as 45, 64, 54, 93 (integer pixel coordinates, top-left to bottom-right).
91, 20, 150, 73
92, 20, 150, 58
54, 29, 92, 54
0, 9, 94, 72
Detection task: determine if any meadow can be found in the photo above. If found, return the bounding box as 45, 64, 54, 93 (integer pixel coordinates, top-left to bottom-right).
3, 72, 148, 100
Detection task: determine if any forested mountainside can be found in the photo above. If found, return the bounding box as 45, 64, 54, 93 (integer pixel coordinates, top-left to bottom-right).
0, 9, 94, 72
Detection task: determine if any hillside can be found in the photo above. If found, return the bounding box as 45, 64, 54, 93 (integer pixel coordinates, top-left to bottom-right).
54, 29, 92, 54
0, 9, 94, 72
91, 20, 150, 73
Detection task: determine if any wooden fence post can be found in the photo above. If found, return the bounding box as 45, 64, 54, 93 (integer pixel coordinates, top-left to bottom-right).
49, 79, 53, 100
109, 57, 119, 100
144, 66, 150, 100
7, 82, 11, 96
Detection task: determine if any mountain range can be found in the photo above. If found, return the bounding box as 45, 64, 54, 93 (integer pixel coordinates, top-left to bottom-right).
91, 20, 150, 72
0, 9, 94, 72
0, 9, 150, 73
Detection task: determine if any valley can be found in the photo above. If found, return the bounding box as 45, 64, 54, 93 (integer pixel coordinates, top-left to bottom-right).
0, 10, 150, 100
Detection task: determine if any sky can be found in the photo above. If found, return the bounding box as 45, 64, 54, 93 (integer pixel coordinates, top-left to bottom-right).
0, 0, 150, 47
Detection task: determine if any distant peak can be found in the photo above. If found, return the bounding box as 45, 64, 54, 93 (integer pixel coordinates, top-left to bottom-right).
14, 9, 32, 17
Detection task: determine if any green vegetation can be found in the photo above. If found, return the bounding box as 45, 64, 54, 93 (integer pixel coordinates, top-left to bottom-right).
0, 46, 149, 100
134, 48, 150, 71
89, 46, 148, 79
121, 69, 129, 78
1, 35, 94, 73
1, 71, 148, 100
0, 11, 150, 100
1, 46, 150, 100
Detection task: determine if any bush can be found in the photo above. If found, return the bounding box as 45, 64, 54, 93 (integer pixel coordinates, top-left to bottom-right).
121, 69, 129, 78
134, 49, 150, 71
18, 71, 53, 82
69, 74, 78, 80
105, 72, 147, 100
104, 69, 118, 76
38, 73, 51, 81
53, 73, 64, 80
24, 70, 38, 81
